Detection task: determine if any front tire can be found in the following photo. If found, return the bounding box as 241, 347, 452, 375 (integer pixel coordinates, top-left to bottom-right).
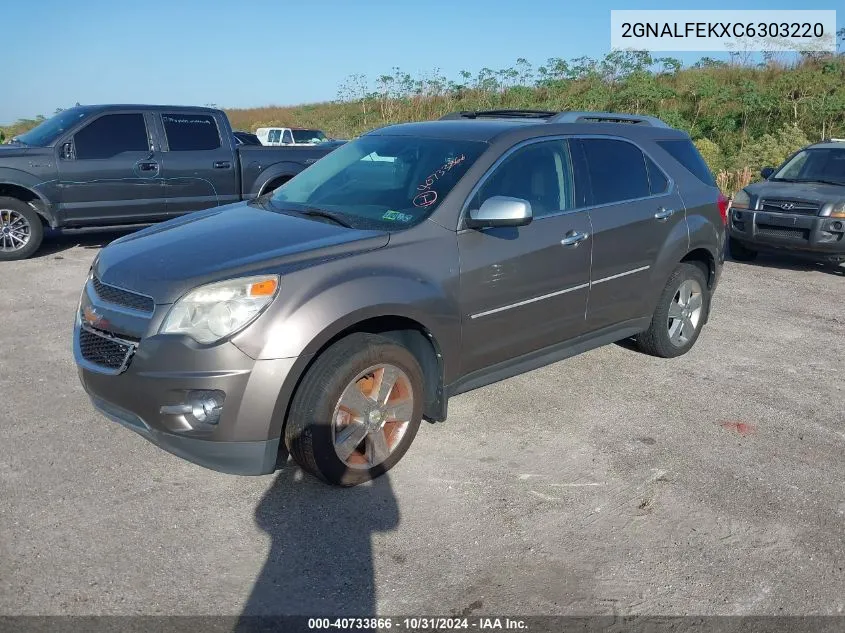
728, 237, 758, 262
285, 333, 424, 486
636, 263, 710, 358
0, 197, 43, 261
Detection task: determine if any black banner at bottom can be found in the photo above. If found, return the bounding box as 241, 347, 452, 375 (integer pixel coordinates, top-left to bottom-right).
0, 616, 843, 633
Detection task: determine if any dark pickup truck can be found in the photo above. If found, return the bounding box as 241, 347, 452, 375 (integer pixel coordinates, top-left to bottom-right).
0, 104, 343, 260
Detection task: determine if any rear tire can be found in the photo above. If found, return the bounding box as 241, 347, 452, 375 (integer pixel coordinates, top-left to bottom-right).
0, 197, 43, 261
284, 333, 424, 486
636, 263, 710, 359
728, 237, 757, 262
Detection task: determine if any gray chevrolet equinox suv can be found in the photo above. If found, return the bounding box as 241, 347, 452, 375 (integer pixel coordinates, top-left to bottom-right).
74, 110, 726, 486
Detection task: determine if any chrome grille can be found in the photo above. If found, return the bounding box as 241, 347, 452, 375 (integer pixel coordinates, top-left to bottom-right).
78, 326, 137, 373
92, 276, 154, 313
760, 199, 820, 216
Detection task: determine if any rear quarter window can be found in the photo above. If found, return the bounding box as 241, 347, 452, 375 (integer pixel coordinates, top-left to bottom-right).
656, 139, 716, 187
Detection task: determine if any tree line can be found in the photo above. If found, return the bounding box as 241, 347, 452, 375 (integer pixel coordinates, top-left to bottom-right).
4, 39, 845, 194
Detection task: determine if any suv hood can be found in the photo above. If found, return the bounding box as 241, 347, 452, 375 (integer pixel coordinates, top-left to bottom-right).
94, 202, 389, 304
745, 181, 845, 205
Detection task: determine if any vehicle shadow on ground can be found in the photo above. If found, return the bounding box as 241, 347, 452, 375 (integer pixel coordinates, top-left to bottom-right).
235, 455, 400, 631
727, 252, 844, 276
32, 228, 141, 259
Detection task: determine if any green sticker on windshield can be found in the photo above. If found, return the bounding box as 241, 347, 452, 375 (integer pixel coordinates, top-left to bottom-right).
382, 210, 413, 222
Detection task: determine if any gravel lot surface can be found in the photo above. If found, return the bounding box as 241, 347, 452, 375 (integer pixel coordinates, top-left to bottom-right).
1, 233, 843, 618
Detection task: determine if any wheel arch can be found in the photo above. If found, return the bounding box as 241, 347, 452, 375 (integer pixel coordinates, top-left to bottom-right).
268, 312, 449, 444
0, 182, 53, 227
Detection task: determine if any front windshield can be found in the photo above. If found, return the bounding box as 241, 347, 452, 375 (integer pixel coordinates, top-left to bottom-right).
292, 129, 328, 144
773, 147, 845, 185
270, 135, 488, 229
15, 107, 92, 147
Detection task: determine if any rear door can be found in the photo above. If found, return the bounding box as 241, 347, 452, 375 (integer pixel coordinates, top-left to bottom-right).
573, 137, 685, 329
156, 112, 239, 215
458, 139, 593, 376
57, 111, 166, 225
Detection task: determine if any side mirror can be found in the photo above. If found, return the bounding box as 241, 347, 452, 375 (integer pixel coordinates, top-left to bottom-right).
61, 142, 74, 159
760, 166, 775, 179
466, 196, 533, 229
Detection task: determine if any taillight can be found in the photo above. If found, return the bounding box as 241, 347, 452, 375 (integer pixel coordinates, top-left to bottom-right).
717, 193, 730, 225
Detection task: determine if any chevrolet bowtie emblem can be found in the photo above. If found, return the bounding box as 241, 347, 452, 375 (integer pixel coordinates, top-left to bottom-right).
82, 305, 110, 330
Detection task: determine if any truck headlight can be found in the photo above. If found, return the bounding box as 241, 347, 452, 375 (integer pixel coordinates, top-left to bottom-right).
830, 202, 845, 218
160, 275, 279, 344
731, 189, 751, 210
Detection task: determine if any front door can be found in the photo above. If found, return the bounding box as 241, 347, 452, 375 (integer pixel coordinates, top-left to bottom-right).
57, 111, 167, 226
572, 137, 686, 329
458, 139, 593, 376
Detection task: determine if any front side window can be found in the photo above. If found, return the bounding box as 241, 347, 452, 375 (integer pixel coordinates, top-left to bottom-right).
580, 138, 651, 205
74, 113, 149, 160
469, 140, 573, 218
162, 114, 220, 151
270, 135, 488, 229
773, 148, 845, 186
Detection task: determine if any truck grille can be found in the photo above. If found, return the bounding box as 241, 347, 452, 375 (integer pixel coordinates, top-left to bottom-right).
78, 326, 137, 373
756, 225, 809, 241
92, 276, 154, 314
760, 199, 820, 216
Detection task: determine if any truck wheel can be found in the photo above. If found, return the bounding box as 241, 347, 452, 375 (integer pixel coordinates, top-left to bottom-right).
728, 237, 757, 262
285, 333, 424, 486
0, 197, 43, 261
636, 263, 710, 359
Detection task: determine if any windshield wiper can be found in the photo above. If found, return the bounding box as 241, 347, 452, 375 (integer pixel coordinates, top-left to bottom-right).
298, 207, 354, 228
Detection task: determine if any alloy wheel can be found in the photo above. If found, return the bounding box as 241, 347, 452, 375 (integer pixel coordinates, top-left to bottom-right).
0, 209, 31, 253
667, 279, 703, 347
332, 363, 415, 470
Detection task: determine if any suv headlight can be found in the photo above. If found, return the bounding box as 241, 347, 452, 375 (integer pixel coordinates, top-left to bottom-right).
160, 275, 279, 344
830, 201, 845, 218
731, 189, 751, 210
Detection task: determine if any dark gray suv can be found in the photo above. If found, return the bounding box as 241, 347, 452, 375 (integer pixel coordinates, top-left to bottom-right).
728, 139, 845, 264
73, 110, 726, 486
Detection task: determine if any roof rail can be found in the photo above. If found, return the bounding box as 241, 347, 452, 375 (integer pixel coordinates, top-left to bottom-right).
438, 109, 670, 127
821, 137, 845, 143
439, 109, 557, 120
547, 111, 670, 127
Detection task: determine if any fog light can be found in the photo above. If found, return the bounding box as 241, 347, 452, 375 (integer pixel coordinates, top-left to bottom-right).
833, 221, 843, 231
188, 390, 225, 425
161, 390, 225, 426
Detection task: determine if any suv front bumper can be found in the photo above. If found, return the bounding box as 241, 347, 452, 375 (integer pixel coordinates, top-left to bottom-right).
728, 208, 845, 259
74, 310, 296, 476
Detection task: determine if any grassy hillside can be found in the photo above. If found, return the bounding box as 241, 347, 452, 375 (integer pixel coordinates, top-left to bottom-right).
4, 49, 845, 194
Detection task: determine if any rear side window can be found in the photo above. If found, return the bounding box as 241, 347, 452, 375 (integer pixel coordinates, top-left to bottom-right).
162, 114, 221, 151
579, 138, 650, 205
74, 113, 148, 159
282, 130, 293, 144
656, 139, 716, 186
645, 154, 669, 194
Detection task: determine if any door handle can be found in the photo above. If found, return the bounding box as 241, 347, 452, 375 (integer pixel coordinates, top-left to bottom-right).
138, 162, 158, 172
561, 231, 589, 247
214, 161, 232, 169
654, 207, 676, 221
